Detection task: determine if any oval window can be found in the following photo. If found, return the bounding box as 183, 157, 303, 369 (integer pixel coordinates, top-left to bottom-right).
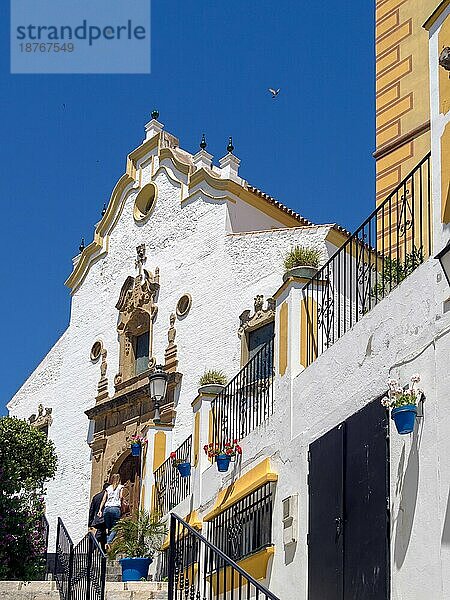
176, 294, 192, 317
90, 341, 103, 362
134, 182, 158, 222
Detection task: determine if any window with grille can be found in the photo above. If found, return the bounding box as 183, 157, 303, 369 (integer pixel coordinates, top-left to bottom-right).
135, 331, 149, 375
207, 483, 274, 568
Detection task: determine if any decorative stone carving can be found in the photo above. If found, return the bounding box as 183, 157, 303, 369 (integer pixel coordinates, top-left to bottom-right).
238, 295, 276, 365
165, 313, 178, 373
29, 404, 53, 433
238, 295, 276, 338
96, 349, 109, 401
115, 245, 160, 387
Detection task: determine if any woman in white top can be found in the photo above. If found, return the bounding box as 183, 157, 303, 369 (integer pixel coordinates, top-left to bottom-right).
98, 473, 123, 546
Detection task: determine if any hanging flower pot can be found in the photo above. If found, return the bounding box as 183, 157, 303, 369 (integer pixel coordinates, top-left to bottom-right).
131, 443, 141, 457
391, 404, 417, 435
382, 374, 422, 435
177, 462, 191, 478
216, 454, 231, 472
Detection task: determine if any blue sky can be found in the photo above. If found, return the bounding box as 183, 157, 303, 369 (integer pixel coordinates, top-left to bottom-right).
0, 1, 375, 413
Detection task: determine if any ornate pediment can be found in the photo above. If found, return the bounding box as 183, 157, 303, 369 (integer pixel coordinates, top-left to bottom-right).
29, 404, 53, 432
238, 295, 276, 338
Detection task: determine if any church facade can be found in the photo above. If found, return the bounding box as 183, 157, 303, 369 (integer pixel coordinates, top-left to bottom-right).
8, 2, 450, 599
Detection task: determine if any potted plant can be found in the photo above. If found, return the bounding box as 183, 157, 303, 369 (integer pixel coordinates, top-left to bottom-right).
108, 510, 166, 582
170, 451, 191, 478
282, 246, 321, 282
203, 440, 242, 473
381, 374, 422, 434
130, 434, 147, 457
198, 369, 228, 396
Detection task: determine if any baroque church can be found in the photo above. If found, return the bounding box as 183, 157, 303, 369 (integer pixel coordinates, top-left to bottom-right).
8, 2, 450, 598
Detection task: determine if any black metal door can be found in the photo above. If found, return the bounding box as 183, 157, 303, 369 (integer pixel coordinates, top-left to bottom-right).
308, 399, 389, 600
308, 423, 344, 600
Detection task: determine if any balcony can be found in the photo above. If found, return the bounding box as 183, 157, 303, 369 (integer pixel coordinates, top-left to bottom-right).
302, 153, 431, 366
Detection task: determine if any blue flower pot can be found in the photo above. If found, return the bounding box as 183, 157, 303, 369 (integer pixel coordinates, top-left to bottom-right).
177, 462, 191, 478
216, 454, 231, 472
131, 443, 140, 457
391, 404, 417, 434
119, 557, 152, 582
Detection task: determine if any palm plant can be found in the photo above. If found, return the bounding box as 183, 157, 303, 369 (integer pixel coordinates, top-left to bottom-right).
108, 510, 166, 559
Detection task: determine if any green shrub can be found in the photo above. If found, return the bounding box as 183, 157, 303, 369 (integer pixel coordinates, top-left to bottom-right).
283, 246, 321, 270
199, 369, 228, 386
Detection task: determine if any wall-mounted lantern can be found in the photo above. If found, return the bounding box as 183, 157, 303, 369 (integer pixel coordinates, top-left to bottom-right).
435, 239, 450, 286
148, 364, 168, 424
439, 47, 450, 73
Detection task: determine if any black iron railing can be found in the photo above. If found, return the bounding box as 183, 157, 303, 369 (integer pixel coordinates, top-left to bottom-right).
303, 153, 431, 366
154, 436, 192, 515
54, 518, 106, 600
38, 514, 50, 579
55, 518, 74, 600
211, 337, 274, 449
208, 482, 274, 565
155, 548, 169, 581
168, 513, 279, 600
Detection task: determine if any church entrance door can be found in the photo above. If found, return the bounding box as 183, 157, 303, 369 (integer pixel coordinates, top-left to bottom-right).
117, 453, 141, 515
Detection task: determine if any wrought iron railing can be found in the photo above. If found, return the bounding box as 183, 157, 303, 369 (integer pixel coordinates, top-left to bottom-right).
302, 153, 431, 366
54, 517, 106, 600
153, 436, 192, 515
208, 482, 274, 565
55, 518, 74, 600
38, 514, 50, 579
168, 513, 280, 600
211, 336, 274, 449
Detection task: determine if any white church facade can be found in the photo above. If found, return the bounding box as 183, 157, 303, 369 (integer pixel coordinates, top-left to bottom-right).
8, 4, 450, 598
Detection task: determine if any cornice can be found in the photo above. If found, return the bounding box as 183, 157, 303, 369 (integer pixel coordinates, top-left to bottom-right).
423, 0, 450, 30
158, 147, 193, 176
65, 173, 134, 293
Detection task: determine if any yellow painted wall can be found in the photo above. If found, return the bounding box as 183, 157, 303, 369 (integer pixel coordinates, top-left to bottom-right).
278, 302, 288, 375
442, 122, 450, 222
439, 14, 450, 115
375, 0, 435, 202
152, 431, 166, 470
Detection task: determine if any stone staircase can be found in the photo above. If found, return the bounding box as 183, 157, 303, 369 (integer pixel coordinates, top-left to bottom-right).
0, 581, 168, 599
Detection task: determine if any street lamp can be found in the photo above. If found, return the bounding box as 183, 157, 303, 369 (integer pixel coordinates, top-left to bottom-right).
435, 240, 450, 286
148, 365, 168, 424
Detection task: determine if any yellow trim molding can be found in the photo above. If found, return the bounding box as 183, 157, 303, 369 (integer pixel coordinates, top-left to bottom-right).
65, 173, 134, 292
423, 0, 450, 30
203, 459, 277, 522
208, 546, 275, 594
153, 431, 166, 471
278, 302, 288, 376
161, 511, 202, 550
188, 168, 301, 228
159, 147, 193, 176
442, 122, 450, 223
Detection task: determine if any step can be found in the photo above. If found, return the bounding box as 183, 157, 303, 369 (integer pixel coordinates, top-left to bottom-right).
105, 582, 168, 599
0, 581, 168, 600
0, 581, 59, 600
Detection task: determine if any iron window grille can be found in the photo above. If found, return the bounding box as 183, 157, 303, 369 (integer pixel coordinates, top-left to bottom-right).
207, 482, 274, 571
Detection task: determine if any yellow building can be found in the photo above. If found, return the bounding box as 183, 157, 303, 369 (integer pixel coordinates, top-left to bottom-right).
375, 0, 436, 202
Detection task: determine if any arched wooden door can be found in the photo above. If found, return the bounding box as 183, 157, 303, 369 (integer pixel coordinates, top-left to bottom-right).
118, 453, 141, 515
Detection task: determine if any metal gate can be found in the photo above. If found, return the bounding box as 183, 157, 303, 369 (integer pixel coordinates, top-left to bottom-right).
308, 398, 389, 600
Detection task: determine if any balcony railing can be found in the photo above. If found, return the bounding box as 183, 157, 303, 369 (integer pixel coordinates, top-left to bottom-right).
302, 153, 431, 366
153, 435, 192, 515
211, 336, 274, 448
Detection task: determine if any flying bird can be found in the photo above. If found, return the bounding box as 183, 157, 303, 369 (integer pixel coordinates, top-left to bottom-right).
268, 88, 280, 98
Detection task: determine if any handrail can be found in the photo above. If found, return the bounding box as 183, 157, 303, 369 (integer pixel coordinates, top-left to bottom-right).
153, 435, 192, 515
211, 336, 274, 448
168, 512, 280, 600
302, 153, 431, 366
54, 517, 106, 600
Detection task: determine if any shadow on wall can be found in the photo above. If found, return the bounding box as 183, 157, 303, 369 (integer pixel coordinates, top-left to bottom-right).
394, 419, 423, 569
442, 487, 450, 545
